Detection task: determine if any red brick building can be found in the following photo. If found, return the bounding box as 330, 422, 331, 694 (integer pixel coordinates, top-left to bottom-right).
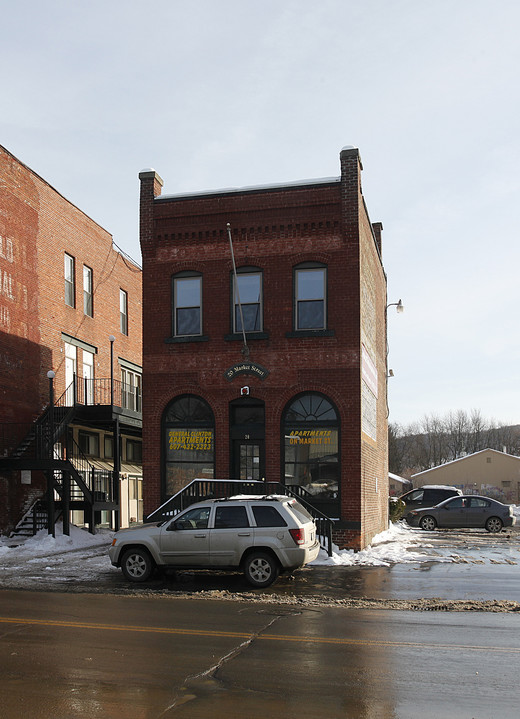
0, 145, 143, 535
139, 147, 388, 549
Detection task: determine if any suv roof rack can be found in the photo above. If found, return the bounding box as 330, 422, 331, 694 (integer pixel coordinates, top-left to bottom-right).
213, 494, 287, 503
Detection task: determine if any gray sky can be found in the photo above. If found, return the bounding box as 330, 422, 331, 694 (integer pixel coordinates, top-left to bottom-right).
2, 0, 519, 427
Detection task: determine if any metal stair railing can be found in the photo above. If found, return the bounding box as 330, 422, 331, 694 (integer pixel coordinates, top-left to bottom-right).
2, 405, 75, 461
145, 478, 333, 556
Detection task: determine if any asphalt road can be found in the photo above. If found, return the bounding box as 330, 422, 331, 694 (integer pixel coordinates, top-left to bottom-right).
0, 588, 519, 719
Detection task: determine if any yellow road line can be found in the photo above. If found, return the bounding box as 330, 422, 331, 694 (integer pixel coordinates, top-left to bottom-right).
1, 615, 519, 653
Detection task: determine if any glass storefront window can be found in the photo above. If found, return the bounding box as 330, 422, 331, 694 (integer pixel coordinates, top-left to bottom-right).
163, 396, 215, 498
283, 393, 339, 502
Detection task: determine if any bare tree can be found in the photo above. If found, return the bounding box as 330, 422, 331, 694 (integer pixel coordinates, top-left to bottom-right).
388, 409, 520, 476
445, 410, 470, 461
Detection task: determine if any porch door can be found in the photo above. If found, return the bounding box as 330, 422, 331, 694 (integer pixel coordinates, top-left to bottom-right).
64, 342, 77, 406
83, 350, 94, 404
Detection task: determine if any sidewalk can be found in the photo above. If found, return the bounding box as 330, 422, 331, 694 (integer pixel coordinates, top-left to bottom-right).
2, 522, 519, 609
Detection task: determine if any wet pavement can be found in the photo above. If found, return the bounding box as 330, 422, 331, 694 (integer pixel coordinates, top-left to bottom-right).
105, 526, 520, 606
1, 528, 520, 717
2, 524, 519, 609
0, 588, 519, 718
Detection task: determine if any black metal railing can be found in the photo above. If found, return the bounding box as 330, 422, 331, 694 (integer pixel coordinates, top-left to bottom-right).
145, 479, 334, 556
55, 376, 141, 412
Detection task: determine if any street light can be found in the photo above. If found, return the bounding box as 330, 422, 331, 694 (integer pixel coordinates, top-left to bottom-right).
385, 300, 404, 419
46, 370, 56, 537
387, 299, 404, 313
108, 335, 120, 531
109, 335, 115, 407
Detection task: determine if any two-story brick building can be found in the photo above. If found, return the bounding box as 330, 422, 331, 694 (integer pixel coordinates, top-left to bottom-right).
139, 147, 389, 549
0, 145, 143, 535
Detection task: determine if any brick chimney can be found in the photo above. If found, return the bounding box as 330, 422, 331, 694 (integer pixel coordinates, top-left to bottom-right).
372, 221, 383, 256
339, 146, 362, 244
139, 169, 163, 257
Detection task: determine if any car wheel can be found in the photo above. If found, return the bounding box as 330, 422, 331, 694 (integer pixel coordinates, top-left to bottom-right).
243, 552, 279, 588
120, 548, 154, 582
419, 515, 437, 531
485, 516, 503, 533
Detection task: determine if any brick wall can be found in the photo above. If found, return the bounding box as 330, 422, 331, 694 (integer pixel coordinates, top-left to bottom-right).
140, 149, 388, 549
0, 145, 142, 533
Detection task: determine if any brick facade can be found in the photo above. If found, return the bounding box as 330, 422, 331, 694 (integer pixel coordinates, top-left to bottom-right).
0, 145, 142, 533
139, 147, 388, 549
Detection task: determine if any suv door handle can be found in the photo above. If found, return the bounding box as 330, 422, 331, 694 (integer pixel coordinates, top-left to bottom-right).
238, 532, 251, 536
194, 534, 207, 538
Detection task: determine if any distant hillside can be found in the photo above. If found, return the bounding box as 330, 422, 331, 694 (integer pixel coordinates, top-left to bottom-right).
389, 412, 520, 477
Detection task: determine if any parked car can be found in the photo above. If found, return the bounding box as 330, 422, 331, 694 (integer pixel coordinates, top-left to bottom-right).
109, 495, 320, 588
397, 485, 462, 513
406, 495, 516, 532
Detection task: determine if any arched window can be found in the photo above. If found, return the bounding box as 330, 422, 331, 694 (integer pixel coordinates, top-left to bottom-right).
283, 392, 339, 506
163, 395, 215, 497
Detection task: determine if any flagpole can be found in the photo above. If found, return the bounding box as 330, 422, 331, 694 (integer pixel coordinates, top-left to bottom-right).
227, 222, 249, 358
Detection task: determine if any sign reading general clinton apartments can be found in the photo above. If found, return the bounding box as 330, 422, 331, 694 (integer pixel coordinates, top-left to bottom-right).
224, 362, 270, 381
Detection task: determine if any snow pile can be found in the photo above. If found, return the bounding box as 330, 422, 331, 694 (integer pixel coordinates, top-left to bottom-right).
0, 524, 113, 557
312, 521, 451, 567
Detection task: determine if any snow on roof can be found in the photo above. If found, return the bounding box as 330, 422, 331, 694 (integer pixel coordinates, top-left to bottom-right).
157, 176, 341, 201
411, 448, 520, 477
389, 472, 411, 482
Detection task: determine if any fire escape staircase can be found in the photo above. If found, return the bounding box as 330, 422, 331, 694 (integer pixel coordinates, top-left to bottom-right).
1, 396, 112, 537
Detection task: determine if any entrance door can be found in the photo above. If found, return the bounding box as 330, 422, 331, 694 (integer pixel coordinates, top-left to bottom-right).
230, 398, 265, 481
233, 440, 264, 481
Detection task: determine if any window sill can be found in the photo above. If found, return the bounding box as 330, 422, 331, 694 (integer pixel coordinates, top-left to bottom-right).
285, 329, 335, 338
165, 335, 210, 344
224, 332, 270, 341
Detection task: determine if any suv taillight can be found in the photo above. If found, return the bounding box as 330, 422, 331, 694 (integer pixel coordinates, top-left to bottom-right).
289, 528, 305, 545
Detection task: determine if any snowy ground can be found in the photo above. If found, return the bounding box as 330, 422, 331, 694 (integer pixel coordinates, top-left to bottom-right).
1, 507, 519, 592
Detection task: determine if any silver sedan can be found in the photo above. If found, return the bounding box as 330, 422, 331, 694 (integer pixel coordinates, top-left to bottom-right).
406, 495, 516, 533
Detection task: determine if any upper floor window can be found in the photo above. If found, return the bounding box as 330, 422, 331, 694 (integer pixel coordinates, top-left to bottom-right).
233, 269, 262, 333
83, 265, 93, 317
121, 367, 142, 412
173, 272, 202, 336
64, 253, 75, 307
294, 263, 327, 330
120, 289, 128, 335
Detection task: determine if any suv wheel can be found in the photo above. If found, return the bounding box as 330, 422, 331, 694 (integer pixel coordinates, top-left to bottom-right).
120, 547, 154, 582
243, 552, 279, 588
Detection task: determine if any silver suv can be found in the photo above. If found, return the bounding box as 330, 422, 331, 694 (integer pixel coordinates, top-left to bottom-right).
109, 495, 320, 588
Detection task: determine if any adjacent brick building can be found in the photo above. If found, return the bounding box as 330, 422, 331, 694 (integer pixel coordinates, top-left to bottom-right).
0, 145, 143, 535
139, 147, 389, 549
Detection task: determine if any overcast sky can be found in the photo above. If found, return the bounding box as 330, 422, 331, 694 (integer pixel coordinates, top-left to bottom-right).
2, 0, 519, 427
